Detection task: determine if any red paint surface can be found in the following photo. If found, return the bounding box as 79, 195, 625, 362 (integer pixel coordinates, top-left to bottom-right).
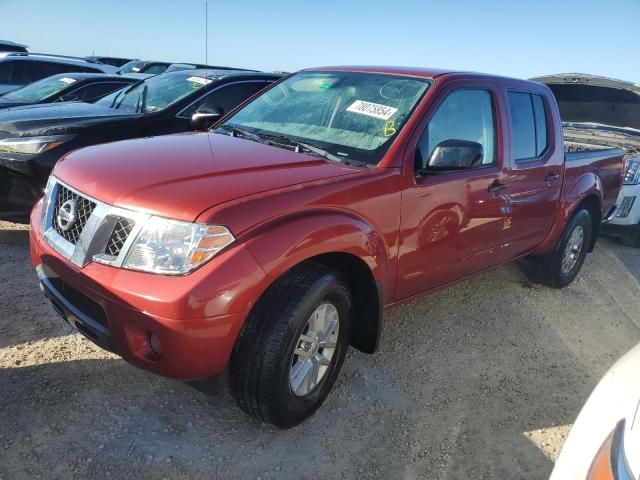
31, 68, 624, 379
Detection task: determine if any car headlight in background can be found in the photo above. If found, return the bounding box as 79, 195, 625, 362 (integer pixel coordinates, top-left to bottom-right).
0, 134, 75, 155
122, 217, 235, 275
623, 158, 640, 185
587, 420, 633, 480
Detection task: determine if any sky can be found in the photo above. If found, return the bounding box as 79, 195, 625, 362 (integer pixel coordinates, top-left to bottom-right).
2, 0, 639, 81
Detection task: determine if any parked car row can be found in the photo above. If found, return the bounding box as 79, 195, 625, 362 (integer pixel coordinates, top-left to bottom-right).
0, 40, 634, 431
25, 66, 625, 428
0, 42, 281, 221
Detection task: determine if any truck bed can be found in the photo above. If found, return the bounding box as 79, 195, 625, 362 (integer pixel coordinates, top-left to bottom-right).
564, 147, 625, 220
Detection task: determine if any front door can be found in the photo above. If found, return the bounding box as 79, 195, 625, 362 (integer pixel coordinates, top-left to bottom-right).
396, 83, 511, 300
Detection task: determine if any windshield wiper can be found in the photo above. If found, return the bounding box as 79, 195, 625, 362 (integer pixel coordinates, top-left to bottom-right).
216, 124, 267, 144
254, 133, 369, 167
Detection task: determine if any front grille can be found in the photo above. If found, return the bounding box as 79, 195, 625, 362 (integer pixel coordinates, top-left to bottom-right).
52, 185, 96, 244
105, 217, 135, 256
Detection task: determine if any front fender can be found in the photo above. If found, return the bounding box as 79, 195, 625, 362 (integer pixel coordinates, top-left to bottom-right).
243, 210, 390, 301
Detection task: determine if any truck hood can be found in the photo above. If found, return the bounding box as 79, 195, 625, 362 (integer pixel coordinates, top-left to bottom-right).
0, 102, 140, 138
532, 73, 640, 153
53, 131, 362, 221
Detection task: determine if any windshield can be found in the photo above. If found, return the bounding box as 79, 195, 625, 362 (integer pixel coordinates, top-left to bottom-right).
2, 74, 79, 103
220, 71, 431, 165
118, 60, 148, 74
96, 71, 212, 113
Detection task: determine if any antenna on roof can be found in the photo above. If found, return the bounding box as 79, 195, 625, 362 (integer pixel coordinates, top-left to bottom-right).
204, 1, 208, 97
205, 1, 208, 67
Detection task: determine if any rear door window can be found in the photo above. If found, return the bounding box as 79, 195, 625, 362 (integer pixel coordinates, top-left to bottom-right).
508, 92, 548, 161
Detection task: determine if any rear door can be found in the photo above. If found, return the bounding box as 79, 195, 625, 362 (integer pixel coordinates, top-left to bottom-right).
396, 79, 512, 299
499, 89, 564, 255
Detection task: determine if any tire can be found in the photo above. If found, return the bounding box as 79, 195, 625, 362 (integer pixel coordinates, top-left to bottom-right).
620, 223, 640, 248
536, 209, 592, 289
229, 263, 352, 428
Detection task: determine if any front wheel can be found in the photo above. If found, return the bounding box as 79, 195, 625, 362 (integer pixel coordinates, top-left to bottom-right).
229, 263, 352, 428
536, 209, 592, 289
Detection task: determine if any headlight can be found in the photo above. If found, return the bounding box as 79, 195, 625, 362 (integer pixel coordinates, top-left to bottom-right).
122, 217, 235, 275
0, 134, 75, 155
587, 420, 633, 480
624, 158, 640, 185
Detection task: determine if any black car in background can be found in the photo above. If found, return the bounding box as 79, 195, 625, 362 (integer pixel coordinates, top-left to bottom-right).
85, 56, 133, 68
116, 60, 172, 75
0, 52, 117, 95
0, 73, 139, 109
0, 40, 28, 53
0, 68, 282, 221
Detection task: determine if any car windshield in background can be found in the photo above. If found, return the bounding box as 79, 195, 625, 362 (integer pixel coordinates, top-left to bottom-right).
96, 72, 211, 113
118, 60, 168, 75
219, 71, 431, 165
2, 74, 79, 103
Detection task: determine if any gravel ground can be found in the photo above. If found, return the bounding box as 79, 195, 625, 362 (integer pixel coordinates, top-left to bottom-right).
1, 219, 639, 480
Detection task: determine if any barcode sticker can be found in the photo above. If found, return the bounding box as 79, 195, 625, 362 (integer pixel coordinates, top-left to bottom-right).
187, 76, 212, 86
346, 100, 398, 120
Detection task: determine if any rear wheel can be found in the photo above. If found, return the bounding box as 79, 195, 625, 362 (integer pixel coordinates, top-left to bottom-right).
536, 209, 592, 289
229, 263, 351, 428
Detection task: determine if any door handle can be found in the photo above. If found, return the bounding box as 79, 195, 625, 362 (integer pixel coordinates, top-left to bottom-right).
545, 172, 561, 182
488, 180, 508, 194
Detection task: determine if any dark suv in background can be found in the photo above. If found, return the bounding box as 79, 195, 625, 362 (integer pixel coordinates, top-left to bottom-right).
0, 68, 282, 221
0, 52, 117, 95
0, 72, 139, 109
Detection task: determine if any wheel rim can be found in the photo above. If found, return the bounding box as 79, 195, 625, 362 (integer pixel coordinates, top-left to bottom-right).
289, 303, 339, 397
561, 225, 584, 273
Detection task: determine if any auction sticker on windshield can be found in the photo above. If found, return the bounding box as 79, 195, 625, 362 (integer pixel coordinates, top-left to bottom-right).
59, 77, 77, 84
346, 100, 398, 120
187, 76, 213, 86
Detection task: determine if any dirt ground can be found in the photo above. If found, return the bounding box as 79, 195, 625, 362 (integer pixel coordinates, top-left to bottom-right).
1, 220, 639, 480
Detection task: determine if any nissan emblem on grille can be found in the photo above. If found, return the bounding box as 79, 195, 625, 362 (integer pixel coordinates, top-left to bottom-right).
52, 185, 97, 245
56, 198, 77, 232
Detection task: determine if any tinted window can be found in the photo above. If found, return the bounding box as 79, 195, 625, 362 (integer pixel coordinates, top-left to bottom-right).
531, 94, 548, 155
182, 81, 267, 117
144, 64, 168, 75
507, 92, 536, 161
507, 92, 548, 161
0, 61, 17, 83
71, 82, 130, 102
417, 89, 496, 169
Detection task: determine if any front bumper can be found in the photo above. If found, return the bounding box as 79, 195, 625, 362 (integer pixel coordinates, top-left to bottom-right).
608, 183, 640, 227
30, 201, 268, 380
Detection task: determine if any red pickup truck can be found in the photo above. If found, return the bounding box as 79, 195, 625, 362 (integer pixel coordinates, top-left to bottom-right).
29, 67, 625, 428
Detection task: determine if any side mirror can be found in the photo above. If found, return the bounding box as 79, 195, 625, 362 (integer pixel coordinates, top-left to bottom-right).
424, 139, 483, 171
190, 106, 224, 131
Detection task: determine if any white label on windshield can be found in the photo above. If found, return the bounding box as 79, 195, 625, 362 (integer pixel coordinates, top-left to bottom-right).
59, 77, 77, 84
131, 67, 141, 72
187, 76, 213, 86
346, 100, 398, 120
